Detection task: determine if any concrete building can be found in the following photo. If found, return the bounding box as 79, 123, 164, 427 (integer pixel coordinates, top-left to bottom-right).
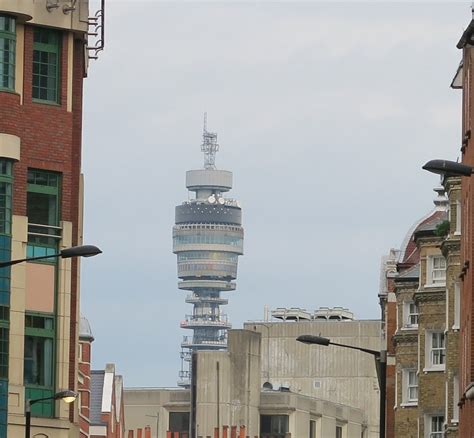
124, 329, 367, 438
173, 118, 244, 387
243, 314, 381, 438
0, 0, 104, 436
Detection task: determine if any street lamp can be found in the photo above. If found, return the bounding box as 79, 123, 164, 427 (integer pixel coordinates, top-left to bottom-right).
422, 159, 474, 177
0, 244, 102, 268
25, 390, 78, 438
297, 335, 387, 438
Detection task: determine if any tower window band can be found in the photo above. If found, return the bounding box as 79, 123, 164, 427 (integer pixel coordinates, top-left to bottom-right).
32, 28, 61, 103
0, 15, 15, 91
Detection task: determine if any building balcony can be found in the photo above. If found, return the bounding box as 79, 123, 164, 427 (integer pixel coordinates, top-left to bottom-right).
185, 294, 228, 305
181, 336, 227, 349
180, 317, 231, 330
178, 280, 236, 291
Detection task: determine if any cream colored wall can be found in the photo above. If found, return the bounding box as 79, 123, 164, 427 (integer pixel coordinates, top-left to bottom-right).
0, 134, 21, 162
7, 217, 78, 436
0, 0, 89, 33
8, 215, 27, 428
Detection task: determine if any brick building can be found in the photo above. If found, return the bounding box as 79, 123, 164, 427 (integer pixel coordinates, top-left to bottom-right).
450, 16, 474, 437
380, 185, 462, 437
0, 0, 103, 436
90, 364, 125, 438
79, 315, 95, 438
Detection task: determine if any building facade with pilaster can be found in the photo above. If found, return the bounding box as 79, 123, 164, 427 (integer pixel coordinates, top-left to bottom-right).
0, 1, 103, 436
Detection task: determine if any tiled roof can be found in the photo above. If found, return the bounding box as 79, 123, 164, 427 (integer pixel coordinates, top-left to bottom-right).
90, 370, 106, 426
398, 263, 420, 280
399, 210, 447, 267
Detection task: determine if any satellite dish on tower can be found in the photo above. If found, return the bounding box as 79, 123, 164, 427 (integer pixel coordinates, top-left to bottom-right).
208, 195, 216, 204
218, 197, 225, 205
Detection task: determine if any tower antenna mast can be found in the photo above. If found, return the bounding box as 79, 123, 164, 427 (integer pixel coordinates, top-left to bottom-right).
201, 113, 219, 169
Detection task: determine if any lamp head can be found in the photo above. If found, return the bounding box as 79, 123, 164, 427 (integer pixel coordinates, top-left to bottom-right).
422, 159, 473, 177
54, 390, 78, 403
296, 335, 331, 346
60, 245, 102, 259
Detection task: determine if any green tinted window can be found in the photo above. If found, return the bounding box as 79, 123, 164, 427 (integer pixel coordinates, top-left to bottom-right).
27, 169, 61, 253
0, 15, 15, 91
32, 28, 60, 103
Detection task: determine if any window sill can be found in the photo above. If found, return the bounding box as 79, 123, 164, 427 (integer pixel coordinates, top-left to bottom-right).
452, 326, 460, 331
0, 88, 20, 97
401, 326, 418, 330
423, 283, 446, 289
423, 366, 445, 373
454, 232, 461, 236
32, 98, 61, 107
400, 402, 418, 407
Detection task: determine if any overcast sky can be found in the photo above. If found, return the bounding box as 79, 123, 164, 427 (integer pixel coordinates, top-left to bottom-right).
79, 1, 469, 386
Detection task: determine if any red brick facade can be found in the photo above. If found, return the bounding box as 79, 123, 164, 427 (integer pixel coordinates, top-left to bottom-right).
457, 27, 474, 437
0, 19, 87, 430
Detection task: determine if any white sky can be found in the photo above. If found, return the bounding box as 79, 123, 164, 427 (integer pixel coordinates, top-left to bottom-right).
80, 1, 468, 386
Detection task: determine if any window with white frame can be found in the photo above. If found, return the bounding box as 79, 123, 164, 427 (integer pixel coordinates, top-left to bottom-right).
454, 283, 461, 330
402, 369, 418, 404
426, 256, 446, 286
427, 332, 445, 369
404, 302, 419, 328
427, 415, 444, 438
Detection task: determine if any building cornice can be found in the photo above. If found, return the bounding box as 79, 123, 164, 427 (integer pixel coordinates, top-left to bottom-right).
414, 289, 445, 303
393, 331, 418, 344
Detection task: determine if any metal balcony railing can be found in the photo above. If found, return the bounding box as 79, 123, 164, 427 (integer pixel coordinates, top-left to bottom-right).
28, 223, 62, 240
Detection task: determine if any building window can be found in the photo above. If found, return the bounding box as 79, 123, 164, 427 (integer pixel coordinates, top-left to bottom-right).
24, 314, 55, 417
426, 256, 446, 286
27, 169, 61, 258
169, 412, 190, 433
260, 415, 289, 438
0, 15, 15, 91
453, 283, 460, 329
32, 28, 60, 103
309, 420, 316, 438
426, 332, 445, 370
404, 302, 418, 328
402, 369, 418, 404
427, 416, 444, 438
336, 425, 343, 438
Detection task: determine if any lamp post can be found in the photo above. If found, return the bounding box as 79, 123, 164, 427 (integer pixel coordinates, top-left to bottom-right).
297, 335, 387, 438
9, 244, 101, 437
25, 390, 78, 438
422, 159, 474, 177
0, 244, 102, 268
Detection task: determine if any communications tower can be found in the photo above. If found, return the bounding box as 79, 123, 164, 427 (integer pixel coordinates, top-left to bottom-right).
173, 116, 244, 386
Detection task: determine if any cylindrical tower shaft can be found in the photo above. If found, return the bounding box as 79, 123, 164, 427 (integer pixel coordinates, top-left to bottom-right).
173, 119, 243, 386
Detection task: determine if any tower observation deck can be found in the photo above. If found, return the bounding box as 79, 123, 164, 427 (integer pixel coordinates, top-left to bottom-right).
173, 117, 244, 386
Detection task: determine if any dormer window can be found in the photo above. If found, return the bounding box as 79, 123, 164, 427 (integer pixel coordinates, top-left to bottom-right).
426, 255, 446, 287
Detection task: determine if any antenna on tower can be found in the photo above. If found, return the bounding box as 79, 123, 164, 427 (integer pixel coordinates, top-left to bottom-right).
201, 113, 219, 169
